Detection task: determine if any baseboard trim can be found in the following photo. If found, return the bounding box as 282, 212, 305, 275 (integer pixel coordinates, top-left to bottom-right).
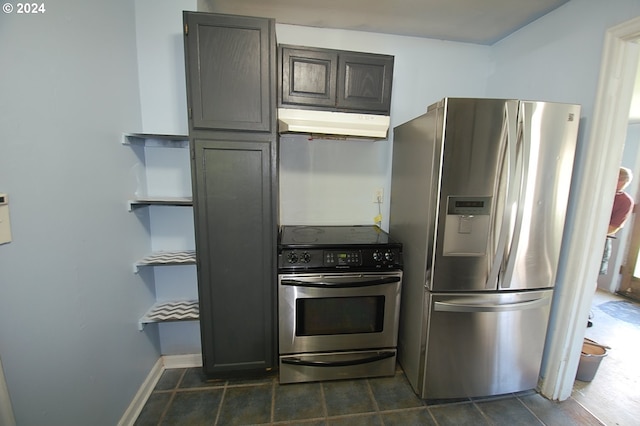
162, 353, 203, 369
118, 354, 202, 426
117, 357, 164, 426
0, 356, 16, 426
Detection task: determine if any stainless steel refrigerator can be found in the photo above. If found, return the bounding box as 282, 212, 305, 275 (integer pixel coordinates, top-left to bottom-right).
389, 98, 580, 399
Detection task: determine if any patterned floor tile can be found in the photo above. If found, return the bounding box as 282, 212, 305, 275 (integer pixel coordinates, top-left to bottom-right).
519, 393, 604, 426
273, 382, 325, 422
322, 380, 376, 417
475, 397, 543, 425
326, 413, 383, 425
161, 390, 223, 425
380, 407, 436, 425
368, 373, 425, 411
216, 384, 273, 425
134, 392, 172, 426
155, 369, 185, 391
179, 368, 225, 389
429, 402, 489, 426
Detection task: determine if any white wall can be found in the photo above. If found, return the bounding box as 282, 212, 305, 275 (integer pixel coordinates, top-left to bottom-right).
0, 0, 159, 424
135, 0, 194, 135
488, 0, 640, 121
134, 0, 200, 355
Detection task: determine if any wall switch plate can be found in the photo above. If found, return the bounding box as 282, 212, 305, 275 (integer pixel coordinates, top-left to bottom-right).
0, 193, 12, 245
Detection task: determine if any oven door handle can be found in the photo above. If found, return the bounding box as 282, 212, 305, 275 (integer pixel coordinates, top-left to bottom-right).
280, 276, 401, 288
281, 351, 395, 367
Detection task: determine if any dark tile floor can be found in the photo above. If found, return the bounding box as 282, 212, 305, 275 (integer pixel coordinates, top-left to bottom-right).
134, 365, 604, 425
131, 290, 640, 425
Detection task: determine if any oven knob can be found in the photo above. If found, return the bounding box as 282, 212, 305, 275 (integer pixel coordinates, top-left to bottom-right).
287, 252, 299, 264
384, 251, 395, 262
300, 252, 311, 263
373, 251, 383, 262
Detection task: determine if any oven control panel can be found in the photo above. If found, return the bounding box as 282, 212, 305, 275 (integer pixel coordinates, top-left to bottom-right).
279, 248, 402, 271
324, 250, 361, 266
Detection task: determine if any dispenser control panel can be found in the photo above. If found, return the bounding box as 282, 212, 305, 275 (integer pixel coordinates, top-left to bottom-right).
447, 196, 492, 215
443, 196, 492, 256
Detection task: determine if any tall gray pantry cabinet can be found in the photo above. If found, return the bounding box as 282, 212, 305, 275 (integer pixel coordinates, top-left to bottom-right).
183, 12, 278, 377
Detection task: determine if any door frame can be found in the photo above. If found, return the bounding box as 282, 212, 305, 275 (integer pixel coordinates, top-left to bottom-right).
539, 16, 640, 400
0, 356, 16, 426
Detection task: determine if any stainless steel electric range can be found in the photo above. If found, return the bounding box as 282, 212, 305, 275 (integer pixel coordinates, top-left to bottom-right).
277, 225, 403, 384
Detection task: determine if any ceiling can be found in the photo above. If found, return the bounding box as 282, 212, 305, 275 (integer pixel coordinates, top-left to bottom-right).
201, 0, 640, 120
202, 0, 569, 45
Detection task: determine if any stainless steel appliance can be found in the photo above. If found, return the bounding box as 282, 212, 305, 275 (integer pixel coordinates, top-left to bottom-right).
277, 225, 403, 384
389, 98, 580, 399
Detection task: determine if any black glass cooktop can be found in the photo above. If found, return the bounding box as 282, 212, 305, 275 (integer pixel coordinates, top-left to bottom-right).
279, 225, 400, 247
278, 225, 403, 271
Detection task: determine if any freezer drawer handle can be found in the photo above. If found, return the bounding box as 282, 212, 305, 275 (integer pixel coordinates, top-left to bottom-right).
434, 297, 549, 313
280, 277, 401, 288
281, 351, 395, 367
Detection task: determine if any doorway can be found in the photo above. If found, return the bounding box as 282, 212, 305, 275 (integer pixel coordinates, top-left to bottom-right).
540, 16, 640, 402
619, 186, 640, 301
599, 124, 640, 299
619, 76, 640, 301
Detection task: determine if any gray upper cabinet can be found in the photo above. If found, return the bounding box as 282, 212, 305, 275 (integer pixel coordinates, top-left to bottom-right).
280, 47, 337, 108
337, 52, 394, 113
279, 45, 394, 114
184, 12, 274, 132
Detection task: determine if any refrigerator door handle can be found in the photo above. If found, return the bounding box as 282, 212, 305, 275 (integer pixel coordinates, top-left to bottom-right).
501, 102, 530, 289
486, 102, 517, 290
433, 297, 549, 313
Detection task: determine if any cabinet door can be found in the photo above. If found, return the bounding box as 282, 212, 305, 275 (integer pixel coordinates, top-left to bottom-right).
280, 46, 337, 108
192, 138, 276, 375
337, 53, 394, 113
184, 12, 275, 132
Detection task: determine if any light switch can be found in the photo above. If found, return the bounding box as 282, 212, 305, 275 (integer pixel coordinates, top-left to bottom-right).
0, 193, 12, 245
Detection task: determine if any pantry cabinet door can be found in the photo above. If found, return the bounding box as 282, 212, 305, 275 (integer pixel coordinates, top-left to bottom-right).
191, 137, 277, 375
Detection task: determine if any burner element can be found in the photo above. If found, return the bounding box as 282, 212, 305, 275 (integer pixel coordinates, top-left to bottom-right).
290, 226, 326, 244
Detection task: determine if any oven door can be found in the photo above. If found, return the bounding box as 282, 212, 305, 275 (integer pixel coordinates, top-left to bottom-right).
278, 271, 402, 354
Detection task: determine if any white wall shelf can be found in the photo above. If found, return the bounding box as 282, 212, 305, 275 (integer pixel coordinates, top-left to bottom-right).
125, 132, 197, 335
138, 300, 199, 331
128, 197, 193, 211
123, 132, 189, 148
134, 250, 196, 272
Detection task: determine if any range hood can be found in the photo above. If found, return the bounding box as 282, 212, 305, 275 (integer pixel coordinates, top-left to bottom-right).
277, 108, 390, 139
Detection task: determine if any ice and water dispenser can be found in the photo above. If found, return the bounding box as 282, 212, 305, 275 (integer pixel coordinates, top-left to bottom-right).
442, 196, 492, 256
